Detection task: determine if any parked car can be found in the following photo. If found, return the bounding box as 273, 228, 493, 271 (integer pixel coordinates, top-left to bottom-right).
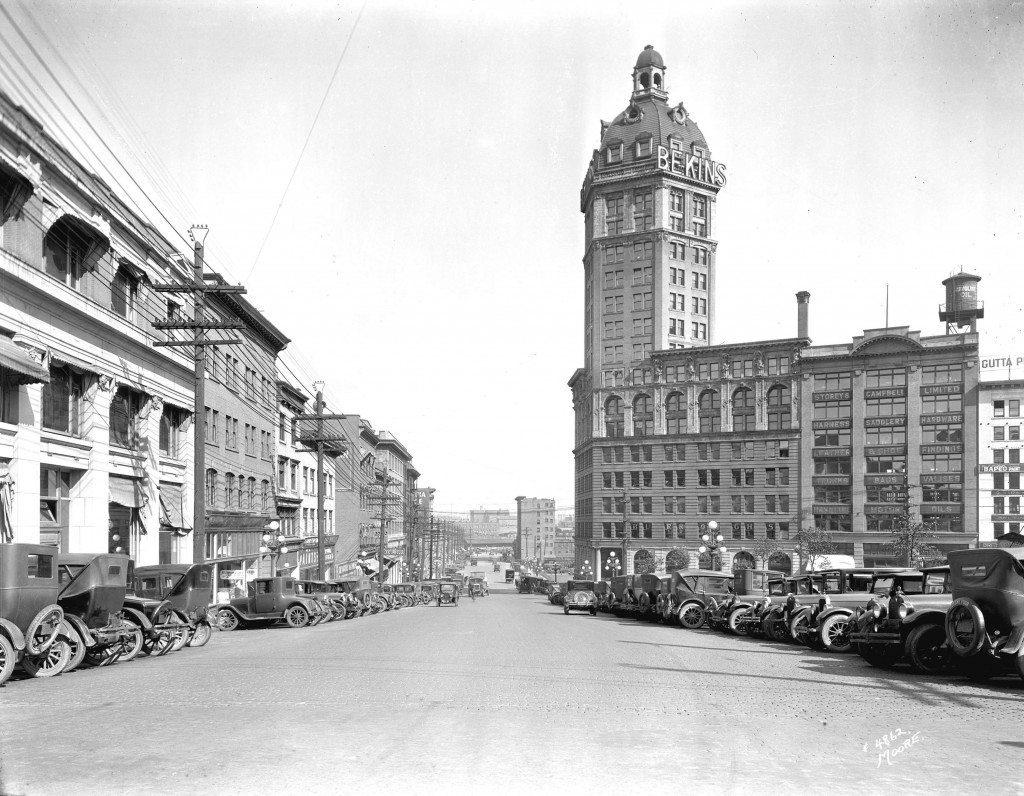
336, 577, 372, 618
505, 569, 515, 583
731, 572, 791, 637
0, 543, 71, 683
57, 552, 141, 668
562, 580, 597, 616
416, 582, 437, 605
123, 562, 186, 656
850, 566, 952, 672
634, 573, 670, 622
213, 577, 318, 630
669, 570, 735, 629
944, 547, 1024, 682
593, 580, 614, 612
134, 563, 214, 648
707, 569, 784, 634
790, 568, 911, 653
295, 580, 339, 623
437, 582, 459, 607
608, 574, 632, 615
761, 573, 833, 643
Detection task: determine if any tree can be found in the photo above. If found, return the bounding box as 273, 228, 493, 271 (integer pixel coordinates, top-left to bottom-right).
887, 510, 942, 567
665, 549, 689, 572
752, 536, 782, 570
794, 526, 836, 573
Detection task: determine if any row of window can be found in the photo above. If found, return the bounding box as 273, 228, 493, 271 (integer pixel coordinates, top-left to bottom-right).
601, 442, 790, 464
814, 425, 963, 446
605, 387, 792, 437
204, 469, 271, 512
813, 394, 964, 419
993, 399, 1021, 417
814, 486, 962, 503
601, 467, 791, 489
668, 268, 708, 290
992, 426, 1021, 441
604, 191, 708, 238
599, 520, 792, 540
813, 365, 964, 391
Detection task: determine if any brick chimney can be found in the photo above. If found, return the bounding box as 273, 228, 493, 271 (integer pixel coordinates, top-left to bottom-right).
796, 291, 810, 339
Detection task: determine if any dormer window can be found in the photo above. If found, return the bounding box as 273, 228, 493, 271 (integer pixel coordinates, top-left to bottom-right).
605, 143, 623, 165
669, 138, 684, 153
636, 137, 653, 158
692, 145, 706, 158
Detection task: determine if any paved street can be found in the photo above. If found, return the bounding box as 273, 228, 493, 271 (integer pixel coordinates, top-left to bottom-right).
1, 566, 1022, 796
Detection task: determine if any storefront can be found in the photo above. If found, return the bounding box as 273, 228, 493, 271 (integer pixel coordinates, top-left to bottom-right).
204, 512, 290, 602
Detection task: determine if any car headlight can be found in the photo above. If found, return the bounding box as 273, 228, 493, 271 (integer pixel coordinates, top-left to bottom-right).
786, 595, 796, 610
871, 601, 883, 620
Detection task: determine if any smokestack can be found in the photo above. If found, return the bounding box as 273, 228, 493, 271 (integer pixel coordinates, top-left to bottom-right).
796, 291, 810, 339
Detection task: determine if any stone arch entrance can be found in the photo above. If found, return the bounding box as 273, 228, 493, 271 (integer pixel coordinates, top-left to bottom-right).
665, 549, 689, 572
633, 549, 655, 574
731, 551, 756, 571
768, 552, 793, 574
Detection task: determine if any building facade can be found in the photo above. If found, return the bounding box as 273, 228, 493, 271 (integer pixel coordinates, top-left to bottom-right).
515, 496, 556, 562
978, 380, 1024, 544
1, 90, 195, 563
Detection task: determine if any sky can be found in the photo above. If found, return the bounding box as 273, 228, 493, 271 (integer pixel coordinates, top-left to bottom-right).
2, 0, 1023, 513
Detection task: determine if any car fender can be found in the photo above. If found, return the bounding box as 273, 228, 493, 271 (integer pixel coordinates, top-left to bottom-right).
730, 600, 756, 613
817, 607, 853, 624
62, 613, 97, 647
1002, 622, 1024, 655
902, 609, 947, 628
121, 606, 155, 633
678, 598, 705, 613
212, 604, 248, 621
0, 618, 26, 652
789, 606, 813, 623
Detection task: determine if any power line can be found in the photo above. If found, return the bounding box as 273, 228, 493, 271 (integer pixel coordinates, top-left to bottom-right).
244, 0, 366, 284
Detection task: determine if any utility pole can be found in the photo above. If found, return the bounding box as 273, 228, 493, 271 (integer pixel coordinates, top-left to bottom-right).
153, 226, 245, 564
294, 391, 347, 579
428, 514, 434, 579
365, 471, 400, 584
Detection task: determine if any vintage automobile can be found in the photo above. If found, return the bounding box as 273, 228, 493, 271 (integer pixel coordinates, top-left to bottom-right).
943, 547, 1024, 681
790, 568, 910, 652
213, 577, 319, 630
437, 582, 460, 607
505, 569, 515, 583
417, 582, 437, 605
849, 566, 952, 671
295, 580, 340, 623
708, 569, 785, 634
0, 543, 73, 683
518, 575, 544, 595
57, 552, 141, 669
634, 573, 671, 622
123, 561, 187, 656
562, 580, 597, 616
593, 580, 614, 612
761, 573, 828, 643
546, 582, 563, 605
134, 563, 214, 648
665, 569, 736, 629
336, 577, 372, 618
469, 577, 489, 597
387, 583, 419, 608
608, 574, 632, 616
730, 573, 792, 636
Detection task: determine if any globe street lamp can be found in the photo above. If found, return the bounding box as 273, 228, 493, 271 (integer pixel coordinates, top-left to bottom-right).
604, 551, 622, 577
579, 559, 594, 579
260, 520, 288, 576
698, 520, 727, 571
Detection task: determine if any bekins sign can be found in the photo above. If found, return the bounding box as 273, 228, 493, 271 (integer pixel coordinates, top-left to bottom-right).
657, 146, 727, 186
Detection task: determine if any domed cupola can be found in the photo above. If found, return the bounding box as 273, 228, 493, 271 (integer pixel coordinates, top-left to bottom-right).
632, 45, 667, 101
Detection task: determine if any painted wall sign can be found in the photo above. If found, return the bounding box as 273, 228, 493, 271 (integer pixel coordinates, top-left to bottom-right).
864, 445, 907, 456
812, 476, 851, 486
921, 413, 964, 424
991, 514, 1024, 521
881, 491, 908, 502
979, 464, 1024, 473
921, 384, 963, 396
865, 416, 907, 427
992, 490, 1024, 496
813, 390, 852, 402
812, 504, 852, 514
921, 473, 962, 484
921, 444, 963, 455
813, 447, 851, 458
865, 387, 907, 400
865, 505, 903, 515
981, 357, 1024, 369
865, 474, 905, 485
812, 419, 851, 430
923, 505, 961, 515
656, 146, 727, 186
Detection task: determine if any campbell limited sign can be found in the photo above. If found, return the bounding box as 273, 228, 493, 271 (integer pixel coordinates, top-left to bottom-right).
657, 146, 726, 186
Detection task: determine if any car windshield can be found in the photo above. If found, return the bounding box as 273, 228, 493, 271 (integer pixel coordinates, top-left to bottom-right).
923, 573, 948, 593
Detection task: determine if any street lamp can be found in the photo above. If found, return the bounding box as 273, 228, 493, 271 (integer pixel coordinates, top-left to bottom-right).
604, 551, 622, 578
579, 559, 594, 579
698, 520, 727, 571
259, 520, 288, 576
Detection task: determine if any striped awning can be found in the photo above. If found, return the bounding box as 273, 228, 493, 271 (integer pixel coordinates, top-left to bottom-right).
0, 337, 48, 385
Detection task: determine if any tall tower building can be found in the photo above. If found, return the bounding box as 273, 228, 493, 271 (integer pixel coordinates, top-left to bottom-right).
570, 47, 729, 572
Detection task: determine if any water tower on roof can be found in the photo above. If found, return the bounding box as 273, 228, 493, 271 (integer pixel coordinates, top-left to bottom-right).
939, 273, 983, 334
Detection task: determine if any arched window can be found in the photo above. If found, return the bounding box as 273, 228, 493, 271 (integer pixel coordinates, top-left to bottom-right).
605, 396, 624, 438
768, 552, 792, 574
633, 394, 653, 436
633, 549, 655, 574
731, 551, 756, 572
111, 263, 141, 321
666, 392, 687, 434
225, 473, 236, 508
767, 385, 792, 430
732, 387, 755, 432
205, 469, 217, 506
43, 215, 107, 291
698, 389, 721, 433
261, 480, 270, 512
665, 549, 689, 572
247, 477, 257, 511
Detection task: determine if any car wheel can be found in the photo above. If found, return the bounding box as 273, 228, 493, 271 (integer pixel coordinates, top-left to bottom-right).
857, 642, 902, 669
820, 613, 853, 653
906, 623, 950, 673
0, 635, 14, 685
83, 643, 121, 667
727, 607, 749, 635
188, 622, 213, 648
120, 621, 145, 662
945, 599, 987, 657
170, 617, 190, 652
679, 604, 706, 630
765, 617, 791, 644
24, 606, 63, 656
62, 626, 87, 673
21, 639, 70, 678
285, 605, 310, 628
217, 610, 240, 631
141, 628, 175, 658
